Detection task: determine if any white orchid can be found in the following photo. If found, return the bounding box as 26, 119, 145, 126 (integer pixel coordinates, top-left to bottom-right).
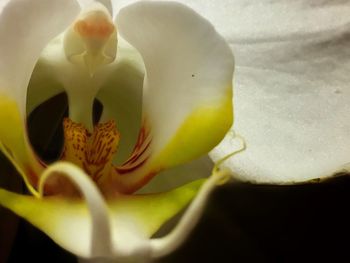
3, 0, 347, 261
0, 0, 234, 262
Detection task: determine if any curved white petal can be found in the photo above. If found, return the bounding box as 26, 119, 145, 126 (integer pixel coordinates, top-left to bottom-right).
117, 1, 233, 158
110, 1, 234, 192
209, 1, 350, 183
0, 0, 80, 188
39, 162, 112, 257
0, 0, 79, 110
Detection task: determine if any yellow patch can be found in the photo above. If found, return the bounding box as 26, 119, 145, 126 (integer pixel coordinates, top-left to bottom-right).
152, 87, 233, 169
0, 95, 27, 159
0, 95, 43, 194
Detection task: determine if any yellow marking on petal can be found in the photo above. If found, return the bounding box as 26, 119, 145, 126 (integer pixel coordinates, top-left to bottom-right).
107, 178, 206, 237
62, 118, 120, 182
0, 188, 90, 257
0, 95, 41, 196
0, 96, 27, 160
0, 178, 206, 256
62, 118, 89, 166
152, 87, 233, 169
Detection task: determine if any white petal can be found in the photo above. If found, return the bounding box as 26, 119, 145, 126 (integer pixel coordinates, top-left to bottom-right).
208, 1, 350, 183
0, 0, 79, 111
0, 0, 80, 190
110, 2, 234, 192
117, 1, 233, 155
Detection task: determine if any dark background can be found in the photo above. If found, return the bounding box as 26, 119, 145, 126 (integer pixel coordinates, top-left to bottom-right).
1, 93, 350, 263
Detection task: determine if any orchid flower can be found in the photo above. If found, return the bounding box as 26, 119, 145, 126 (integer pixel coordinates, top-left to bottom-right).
0, 0, 234, 262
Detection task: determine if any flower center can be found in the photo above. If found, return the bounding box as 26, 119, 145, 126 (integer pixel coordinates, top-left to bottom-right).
62, 118, 120, 182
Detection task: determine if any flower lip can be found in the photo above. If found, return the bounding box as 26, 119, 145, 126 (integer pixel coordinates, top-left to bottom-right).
62, 118, 120, 184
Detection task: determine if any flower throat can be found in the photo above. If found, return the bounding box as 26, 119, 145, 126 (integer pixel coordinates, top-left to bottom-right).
62, 118, 120, 182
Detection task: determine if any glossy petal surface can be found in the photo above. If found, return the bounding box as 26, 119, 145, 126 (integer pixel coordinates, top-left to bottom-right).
111, 2, 234, 191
